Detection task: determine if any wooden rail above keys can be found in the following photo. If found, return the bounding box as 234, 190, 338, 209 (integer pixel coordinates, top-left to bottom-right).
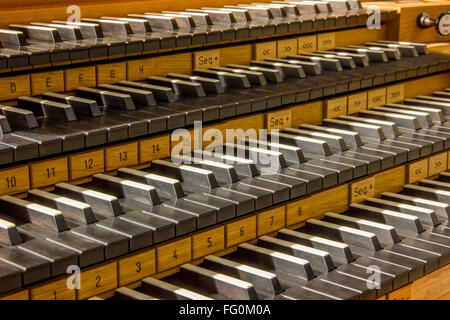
0, 155, 448, 300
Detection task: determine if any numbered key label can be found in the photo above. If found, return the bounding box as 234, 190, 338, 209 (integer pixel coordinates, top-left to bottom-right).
325, 96, 348, 118
386, 84, 404, 104
226, 216, 256, 247
407, 159, 428, 183
368, 88, 387, 109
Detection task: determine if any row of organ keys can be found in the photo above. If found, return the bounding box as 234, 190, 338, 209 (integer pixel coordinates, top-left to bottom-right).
97, 171, 450, 300
0, 40, 447, 165
0, 86, 450, 296
0, 0, 391, 68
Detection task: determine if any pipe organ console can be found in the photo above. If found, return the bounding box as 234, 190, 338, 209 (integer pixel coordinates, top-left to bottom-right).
0, 0, 448, 301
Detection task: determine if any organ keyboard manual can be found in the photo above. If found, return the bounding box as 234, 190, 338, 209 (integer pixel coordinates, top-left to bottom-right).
0, 0, 448, 314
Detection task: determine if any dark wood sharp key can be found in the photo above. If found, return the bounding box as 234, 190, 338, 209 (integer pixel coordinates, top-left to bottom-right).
282, 128, 367, 178
169, 155, 247, 220
151, 159, 219, 193
277, 228, 355, 266
118, 80, 177, 102
218, 143, 307, 199
97, 84, 157, 107
202, 146, 292, 203
402, 184, 450, 204
76, 87, 135, 111
195, 150, 279, 209
364, 197, 440, 229
0, 245, 51, 286
1, 106, 64, 156
3, 102, 86, 154
41, 92, 102, 117
54, 183, 123, 217
14, 96, 107, 148
27, 189, 97, 226
112, 287, 158, 300
305, 219, 382, 252
0, 196, 68, 233
257, 235, 335, 275
17, 97, 77, 122
0, 116, 14, 165
322, 212, 400, 247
